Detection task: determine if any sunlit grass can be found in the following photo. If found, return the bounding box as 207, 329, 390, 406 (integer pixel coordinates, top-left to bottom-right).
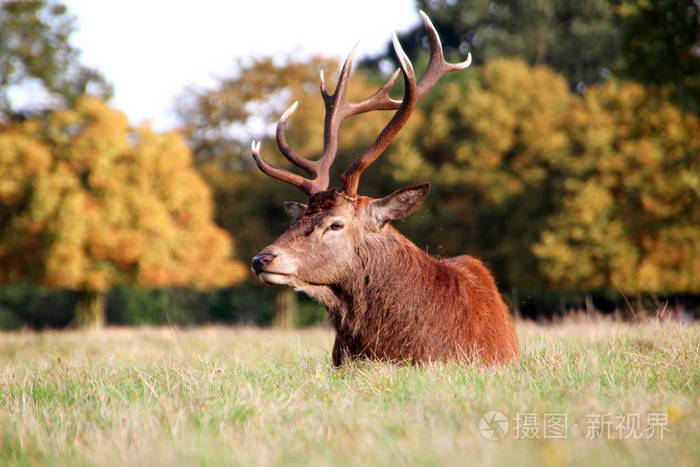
0, 320, 698, 466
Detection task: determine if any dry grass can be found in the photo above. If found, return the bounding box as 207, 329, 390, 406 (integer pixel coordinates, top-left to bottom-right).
0, 319, 698, 466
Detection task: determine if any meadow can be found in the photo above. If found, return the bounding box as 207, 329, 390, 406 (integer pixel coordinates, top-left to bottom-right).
0, 318, 698, 466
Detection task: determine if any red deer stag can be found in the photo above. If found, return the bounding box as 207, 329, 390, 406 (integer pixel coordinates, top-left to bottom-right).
250, 12, 519, 366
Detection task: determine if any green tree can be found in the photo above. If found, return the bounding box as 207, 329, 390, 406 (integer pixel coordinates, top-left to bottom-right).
535, 82, 700, 294
366, 0, 621, 89
0, 97, 246, 328
617, 0, 700, 113
0, 0, 112, 121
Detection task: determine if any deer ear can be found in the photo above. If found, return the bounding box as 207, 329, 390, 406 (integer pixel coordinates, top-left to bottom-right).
370, 182, 430, 226
283, 201, 307, 219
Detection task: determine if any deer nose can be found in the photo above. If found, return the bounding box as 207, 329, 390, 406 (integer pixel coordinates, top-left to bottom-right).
251, 253, 276, 274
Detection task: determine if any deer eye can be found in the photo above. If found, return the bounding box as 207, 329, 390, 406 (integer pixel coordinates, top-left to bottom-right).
329, 221, 345, 231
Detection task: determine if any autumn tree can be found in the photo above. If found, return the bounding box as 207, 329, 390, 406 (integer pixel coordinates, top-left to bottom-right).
534, 82, 700, 295
0, 97, 246, 328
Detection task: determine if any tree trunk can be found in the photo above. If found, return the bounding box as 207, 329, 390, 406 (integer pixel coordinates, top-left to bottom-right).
273, 287, 297, 329
510, 287, 521, 320
75, 290, 106, 329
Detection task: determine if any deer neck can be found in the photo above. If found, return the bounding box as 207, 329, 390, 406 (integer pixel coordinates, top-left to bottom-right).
304, 226, 440, 335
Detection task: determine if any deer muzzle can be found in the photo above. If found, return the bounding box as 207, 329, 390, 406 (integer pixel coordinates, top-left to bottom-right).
251, 247, 297, 285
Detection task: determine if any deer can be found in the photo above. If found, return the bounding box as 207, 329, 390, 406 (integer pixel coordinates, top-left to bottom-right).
250, 12, 519, 366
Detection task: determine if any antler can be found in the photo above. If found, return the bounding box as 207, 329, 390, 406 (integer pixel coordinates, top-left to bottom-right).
251, 10, 471, 198
251, 42, 411, 197
340, 11, 471, 196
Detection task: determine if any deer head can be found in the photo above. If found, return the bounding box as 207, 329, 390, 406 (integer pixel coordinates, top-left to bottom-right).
250, 12, 471, 291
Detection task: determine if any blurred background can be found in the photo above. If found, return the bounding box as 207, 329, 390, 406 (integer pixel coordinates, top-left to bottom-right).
0, 0, 699, 330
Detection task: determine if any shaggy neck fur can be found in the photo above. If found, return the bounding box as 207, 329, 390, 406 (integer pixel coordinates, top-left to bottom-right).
304, 225, 467, 361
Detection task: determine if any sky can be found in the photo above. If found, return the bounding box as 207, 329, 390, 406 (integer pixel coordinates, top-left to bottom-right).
65, 0, 419, 130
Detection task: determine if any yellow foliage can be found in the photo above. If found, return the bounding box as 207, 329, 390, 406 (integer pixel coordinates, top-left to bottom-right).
535, 82, 700, 293
0, 97, 246, 292
417, 59, 571, 202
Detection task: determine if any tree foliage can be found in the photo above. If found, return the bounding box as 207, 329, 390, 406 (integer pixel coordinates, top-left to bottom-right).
535, 82, 700, 293
617, 0, 700, 113
0, 97, 245, 326
0, 0, 112, 120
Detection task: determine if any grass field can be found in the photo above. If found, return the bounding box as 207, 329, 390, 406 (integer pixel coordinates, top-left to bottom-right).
0, 318, 698, 466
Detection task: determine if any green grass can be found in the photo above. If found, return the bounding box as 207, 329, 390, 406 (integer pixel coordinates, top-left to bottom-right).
0, 319, 698, 466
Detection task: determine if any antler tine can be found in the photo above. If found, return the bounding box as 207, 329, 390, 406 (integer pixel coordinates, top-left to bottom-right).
340, 35, 417, 197
345, 68, 402, 115
340, 11, 471, 120
415, 10, 472, 96
275, 101, 316, 176
317, 43, 358, 174
251, 140, 314, 195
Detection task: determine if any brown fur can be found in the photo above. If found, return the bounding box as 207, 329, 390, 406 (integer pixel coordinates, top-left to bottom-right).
254, 190, 519, 366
